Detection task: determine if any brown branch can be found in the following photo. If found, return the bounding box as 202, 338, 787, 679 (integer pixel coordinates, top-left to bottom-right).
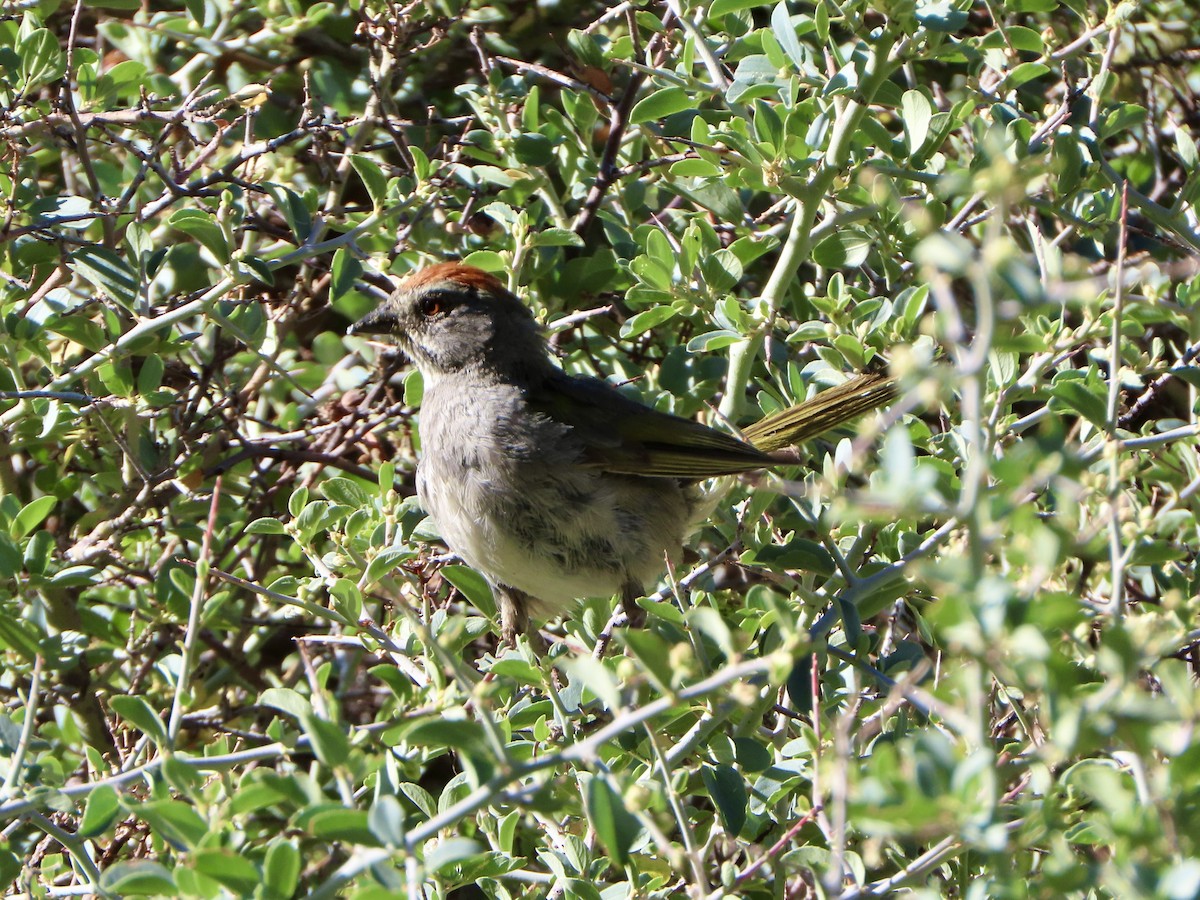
492, 55, 613, 104
208, 446, 383, 483
572, 12, 676, 238
571, 70, 646, 239
1118, 341, 1200, 429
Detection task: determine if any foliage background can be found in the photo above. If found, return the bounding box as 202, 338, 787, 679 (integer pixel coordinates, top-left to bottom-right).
1, 0, 1199, 896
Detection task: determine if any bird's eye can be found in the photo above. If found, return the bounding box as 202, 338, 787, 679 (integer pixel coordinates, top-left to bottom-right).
419, 294, 448, 317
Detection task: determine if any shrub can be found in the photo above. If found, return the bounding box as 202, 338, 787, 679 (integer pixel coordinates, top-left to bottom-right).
1, 0, 1198, 897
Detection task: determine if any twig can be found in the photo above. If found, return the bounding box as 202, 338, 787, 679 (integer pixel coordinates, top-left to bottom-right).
167, 478, 221, 745
728, 805, 823, 890
1118, 342, 1200, 428
573, 12, 675, 236
0, 656, 43, 799
1106, 181, 1130, 618
0, 390, 94, 405
492, 55, 613, 103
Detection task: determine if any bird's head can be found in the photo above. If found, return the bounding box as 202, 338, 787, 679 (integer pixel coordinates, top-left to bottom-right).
349, 263, 545, 379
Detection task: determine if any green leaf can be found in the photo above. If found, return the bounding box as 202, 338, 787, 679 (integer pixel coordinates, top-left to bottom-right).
109, 696, 168, 745
259, 687, 312, 719
1005, 62, 1050, 88
23, 530, 53, 575
620, 305, 678, 338
687, 330, 742, 352
1103, 103, 1147, 138
786, 655, 815, 713
192, 849, 262, 895
699, 248, 743, 293
1175, 128, 1199, 172
487, 657, 542, 689
901, 89, 933, 157
70, 245, 139, 311
630, 252, 673, 291
79, 786, 121, 837
245, 517, 286, 535
168, 209, 230, 264
97, 360, 135, 398
330, 248, 364, 302
364, 547, 412, 586
668, 178, 744, 222
100, 861, 176, 895
263, 841, 301, 899
670, 158, 722, 178
241, 255, 275, 286
0, 534, 21, 579
368, 795, 407, 846
425, 838, 485, 874
288, 486, 309, 518
31, 195, 100, 230
979, 25, 1045, 53
398, 782, 437, 818
329, 578, 362, 621
513, 133, 554, 166
1006, 0, 1057, 9
630, 87, 694, 124
585, 777, 641, 867
441, 565, 494, 613
621, 629, 676, 691
136, 354, 164, 394
531, 227, 584, 247
296, 805, 376, 843
299, 711, 351, 768
702, 764, 748, 836
406, 719, 495, 784
733, 738, 773, 772
916, 0, 969, 31
708, 0, 764, 16
12, 496, 55, 539
1049, 374, 1107, 429
750, 539, 836, 576
838, 596, 862, 644
349, 154, 388, 207
265, 183, 313, 242
812, 229, 872, 268
638, 597, 684, 625
771, 2, 807, 74
51, 566, 100, 588
753, 99, 784, 152
134, 799, 209, 850
321, 476, 373, 508
19, 29, 65, 92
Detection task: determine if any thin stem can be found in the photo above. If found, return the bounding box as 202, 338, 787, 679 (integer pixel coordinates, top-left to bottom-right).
0, 656, 43, 799
1107, 181, 1130, 617
167, 478, 221, 745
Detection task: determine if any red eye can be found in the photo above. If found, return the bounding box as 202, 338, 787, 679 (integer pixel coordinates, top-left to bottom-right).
419, 295, 445, 317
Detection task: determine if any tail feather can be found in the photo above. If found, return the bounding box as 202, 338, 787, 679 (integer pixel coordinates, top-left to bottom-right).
740, 373, 898, 453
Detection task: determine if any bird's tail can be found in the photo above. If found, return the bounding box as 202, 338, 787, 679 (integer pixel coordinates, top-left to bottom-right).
740, 373, 899, 453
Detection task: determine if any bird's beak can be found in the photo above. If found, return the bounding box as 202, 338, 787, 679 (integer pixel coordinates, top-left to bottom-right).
348, 304, 399, 336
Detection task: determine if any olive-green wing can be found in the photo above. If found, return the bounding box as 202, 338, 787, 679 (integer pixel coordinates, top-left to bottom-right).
530, 374, 773, 478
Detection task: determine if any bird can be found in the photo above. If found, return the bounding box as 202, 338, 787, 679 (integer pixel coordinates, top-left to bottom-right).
350, 262, 897, 644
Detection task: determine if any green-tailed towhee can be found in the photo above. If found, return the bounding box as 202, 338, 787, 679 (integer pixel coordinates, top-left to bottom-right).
351, 262, 896, 643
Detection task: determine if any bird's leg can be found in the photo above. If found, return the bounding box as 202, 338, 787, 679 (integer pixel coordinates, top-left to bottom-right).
621, 580, 646, 629
496, 584, 550, 654
497, 584, 531, 646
